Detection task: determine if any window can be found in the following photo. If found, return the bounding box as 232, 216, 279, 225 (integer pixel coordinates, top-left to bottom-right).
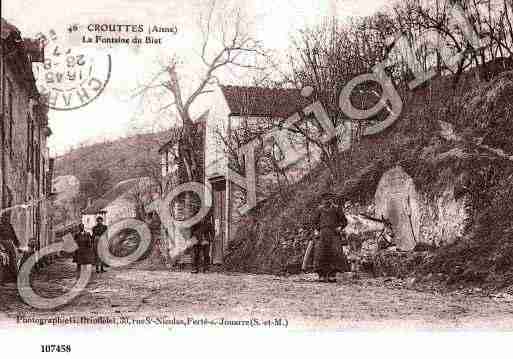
2, 77, 14, 158
165, 150, 170, 175
1, 69, 4, 147
161, 152, 168, 177
27, 114, 34, 172
36, 126, 41, 186
42, 157, 46, 195
35, 143, 41, 189
7, 79, 13, 157
271, 141, 285, 162
161, 145, 179, 177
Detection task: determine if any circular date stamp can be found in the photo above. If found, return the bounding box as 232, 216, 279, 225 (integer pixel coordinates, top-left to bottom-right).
34, 28, 111, 111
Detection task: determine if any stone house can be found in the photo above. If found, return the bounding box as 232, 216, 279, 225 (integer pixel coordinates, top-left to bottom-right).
81, 177, 157, 233
158, 112, 207, 264
158, 85, 353, 264
202, 85, 352, 263
1, 18, 54, 252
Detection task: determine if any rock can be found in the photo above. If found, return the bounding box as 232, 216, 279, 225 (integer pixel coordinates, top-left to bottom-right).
374, 166, 420, 251
406, 277, 417, 287
436, 272, 446, 281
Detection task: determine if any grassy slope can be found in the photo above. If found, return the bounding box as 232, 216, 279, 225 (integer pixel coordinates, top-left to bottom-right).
54, 130, 172, 191
225, 71, 513, 289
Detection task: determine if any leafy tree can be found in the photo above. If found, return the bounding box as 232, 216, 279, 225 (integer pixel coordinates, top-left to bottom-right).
80, 168, 112, 200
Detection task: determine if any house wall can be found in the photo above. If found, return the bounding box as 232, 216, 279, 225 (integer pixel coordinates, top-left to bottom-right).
52, 175, 80, 203
204, 89, 343, 255
204, 86, 231, 178
157, 114, 211, 264
104, 198, 137, 225
188, 86, 357, 262
82, 178, 156, 233
1, 49, 51, 250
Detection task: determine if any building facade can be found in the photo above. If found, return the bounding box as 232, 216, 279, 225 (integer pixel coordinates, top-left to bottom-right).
1, 19, 54, 252
81, 177, 156, 233
158, 85, 350, 264
204, 85, 345, 263
158, 112, 208, 264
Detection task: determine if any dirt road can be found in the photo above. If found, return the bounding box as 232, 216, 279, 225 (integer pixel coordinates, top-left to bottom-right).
1, 259, 513, 330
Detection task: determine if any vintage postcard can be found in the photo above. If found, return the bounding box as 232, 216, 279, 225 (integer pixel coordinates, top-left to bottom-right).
2, 0, 513, 356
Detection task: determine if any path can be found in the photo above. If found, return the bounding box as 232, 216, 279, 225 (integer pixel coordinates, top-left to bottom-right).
1, 259, 513, 330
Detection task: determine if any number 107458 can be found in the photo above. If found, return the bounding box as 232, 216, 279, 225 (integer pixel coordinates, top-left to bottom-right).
41, 345, 71, 353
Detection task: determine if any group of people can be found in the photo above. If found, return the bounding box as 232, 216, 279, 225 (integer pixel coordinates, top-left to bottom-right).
1, 209, 209, 279
74, 202, 349, 281
73, 217, 108, 275
74, 214, 215, 275
1, 191, 351, 284
71, 209, 215, 275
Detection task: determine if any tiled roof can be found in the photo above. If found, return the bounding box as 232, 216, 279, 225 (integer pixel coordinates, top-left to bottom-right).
220, 85, 312, 118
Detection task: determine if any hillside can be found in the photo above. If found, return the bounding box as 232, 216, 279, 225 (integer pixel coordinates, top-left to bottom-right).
224, 70, 513, 290
54, 130, 172, 193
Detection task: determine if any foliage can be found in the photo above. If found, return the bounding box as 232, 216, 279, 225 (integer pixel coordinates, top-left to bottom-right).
225, 67, 513, 283
79, 168, 112, 200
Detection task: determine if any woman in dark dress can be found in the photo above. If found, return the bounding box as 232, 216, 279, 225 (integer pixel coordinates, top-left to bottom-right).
311, 192, 349, 283
74, 224, 95, 275
0, 212, 20, 282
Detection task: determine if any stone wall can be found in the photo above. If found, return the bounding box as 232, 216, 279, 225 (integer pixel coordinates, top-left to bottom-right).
1, 46, 51, 251
418, 184, 468, 247
372, 164, 469, 251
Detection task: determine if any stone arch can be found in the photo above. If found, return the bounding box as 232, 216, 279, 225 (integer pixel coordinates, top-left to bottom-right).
374, 166, 420, 251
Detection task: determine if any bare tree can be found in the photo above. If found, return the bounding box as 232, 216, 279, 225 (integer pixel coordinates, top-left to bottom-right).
284, 16, 398, 184
392, 0, 513, 85
125, 178, 155, 221
127, 126, 173, 197
213, 107, 295, 204
134, 157, 167, 197
80, 168, 112, 200
133, 0, 267, 205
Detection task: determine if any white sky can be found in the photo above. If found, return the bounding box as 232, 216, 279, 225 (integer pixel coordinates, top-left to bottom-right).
3, 0, 388, 156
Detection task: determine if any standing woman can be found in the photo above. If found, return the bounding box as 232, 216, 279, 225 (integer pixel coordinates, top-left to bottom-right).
74, 224, 95, 276
311, 192, 349, 283
0, 212, 20, 282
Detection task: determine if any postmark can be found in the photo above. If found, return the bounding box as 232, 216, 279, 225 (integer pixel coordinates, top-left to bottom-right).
33, 28, 111, 111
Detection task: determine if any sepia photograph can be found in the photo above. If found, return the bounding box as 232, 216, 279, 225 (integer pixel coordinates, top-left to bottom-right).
2, 0, 513, 356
